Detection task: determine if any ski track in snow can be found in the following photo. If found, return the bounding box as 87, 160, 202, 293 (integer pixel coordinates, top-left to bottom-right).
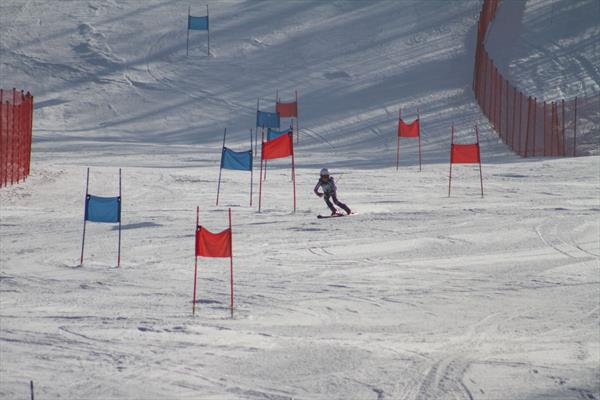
1, 0, 600, 399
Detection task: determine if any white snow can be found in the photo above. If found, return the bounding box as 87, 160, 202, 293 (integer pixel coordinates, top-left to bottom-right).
1, 1, 599, 399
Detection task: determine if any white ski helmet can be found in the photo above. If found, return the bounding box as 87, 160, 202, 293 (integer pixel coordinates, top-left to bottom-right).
320, 168, 329, 176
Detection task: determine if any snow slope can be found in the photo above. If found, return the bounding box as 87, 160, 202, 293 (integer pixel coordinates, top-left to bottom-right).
1, 0, 599, 399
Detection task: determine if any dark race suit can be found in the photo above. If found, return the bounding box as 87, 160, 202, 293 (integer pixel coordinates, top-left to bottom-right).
314, 177, 351, 214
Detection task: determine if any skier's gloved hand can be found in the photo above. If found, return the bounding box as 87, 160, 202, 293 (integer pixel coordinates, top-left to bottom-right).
317, 193, 324, 197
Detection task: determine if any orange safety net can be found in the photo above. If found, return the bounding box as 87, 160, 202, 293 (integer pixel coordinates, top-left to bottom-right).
0, 89, 34, 187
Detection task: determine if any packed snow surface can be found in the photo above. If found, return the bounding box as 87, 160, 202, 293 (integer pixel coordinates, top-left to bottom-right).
1, 0, 599, 399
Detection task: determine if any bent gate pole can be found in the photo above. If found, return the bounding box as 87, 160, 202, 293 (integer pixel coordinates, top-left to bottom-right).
80, 168, 90, 265
193, 206, 199, 316
258, 129, 264, 212
215, 128, 227, 206
186, 6, 190, 56
206, 4, 210, 57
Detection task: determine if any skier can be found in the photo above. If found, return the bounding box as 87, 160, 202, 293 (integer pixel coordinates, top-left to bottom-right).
314, 168, 352, 216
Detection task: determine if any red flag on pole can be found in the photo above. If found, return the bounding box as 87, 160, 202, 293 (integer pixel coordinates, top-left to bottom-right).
396, 108, 422, 171
276, 101, 298, 118
450, 144, 480, 163
398, 118, 420, 137
262, 132, 293, 160
196, 227, 232, 258
193, 207, 234, 317
448, 124, 483, 197
258, 131, 296, 213
276, 90, 300, 143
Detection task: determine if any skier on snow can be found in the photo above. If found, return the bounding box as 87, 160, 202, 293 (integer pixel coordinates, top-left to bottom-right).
314, 168, 352, 216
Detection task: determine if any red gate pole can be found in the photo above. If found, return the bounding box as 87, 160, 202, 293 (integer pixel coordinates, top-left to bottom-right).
476, 125, 483, 197
117, 168, 122, 268
21, 91, 26, 181
249, 129, 253, 206
497, 71, 502, 132
193, 206, 199, 316
417, 108, 422, 171
524, 96, 532, 157
258, 129, 264, 212
551, 101, 556, 155
475, 46, 481, 98
18, 92, 25, 181
263, 125, 267, 181
289, 123, 294, 182
490, 67, 496, 127
511, 86, 517, 149
3, 99, 9, 186
543, 101, 547, 156
504, 79, 510, 144
396, 108, 401, 171
552, 102, 562, 156
15, 92, 21, 183
505, 79, 509, 143
518, 92, 524, 155
531, 98, 537, 157
11, 89, 16, 185
499, 74, 504, 137
481, 52, 488, 113
3, 100, 7, 187
534, 97, 539, 157
215, 128, 226, 206
573, 96, 577, 157
476, 46, 481, 99
229, 208, 234, 318
27, 94, 33, 177
295, 90, 300, 144
487, 58, 493, 119
448, 124, 454, 197
19, 91, 25, 182
80, 168, 90, 266
547, 102, 552, 156
561, 99, 565, 156
0, 89, 3, 187
531, 97, 537, 157
255, 98, 259, 155
495, 68, 500, 129
485, 53, 492, 115
291, 132, 297, 213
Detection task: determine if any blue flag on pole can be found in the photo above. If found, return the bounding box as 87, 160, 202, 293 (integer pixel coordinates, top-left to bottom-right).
256, 111, 280, 129
267, 128, 292, 141
221, 148, 252, 171
188, 15, 209, 30
85, 195, 121, 223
